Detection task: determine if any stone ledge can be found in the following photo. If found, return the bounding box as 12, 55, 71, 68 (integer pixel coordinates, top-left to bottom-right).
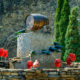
0, 68, 80, 72
0, 68, 80, 80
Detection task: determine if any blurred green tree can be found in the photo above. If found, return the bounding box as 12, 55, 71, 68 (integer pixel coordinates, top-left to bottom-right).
64, 6, 80, 61
59, 0, 70, 60
54, 0, 64, 42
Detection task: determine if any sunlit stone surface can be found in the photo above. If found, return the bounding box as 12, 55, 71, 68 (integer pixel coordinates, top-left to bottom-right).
17, 32, 53, 58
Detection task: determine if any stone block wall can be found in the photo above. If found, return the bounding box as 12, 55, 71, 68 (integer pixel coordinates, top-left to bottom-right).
17, 32, 53, 58
0, 68, 80, 80
10, 52, 61, 69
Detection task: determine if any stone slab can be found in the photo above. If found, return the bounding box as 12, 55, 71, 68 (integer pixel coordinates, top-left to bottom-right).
17, 32, 53, 58
12, 52, 61, 69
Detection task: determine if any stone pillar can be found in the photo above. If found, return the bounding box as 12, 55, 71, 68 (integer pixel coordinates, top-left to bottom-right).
17, 32, 53, 58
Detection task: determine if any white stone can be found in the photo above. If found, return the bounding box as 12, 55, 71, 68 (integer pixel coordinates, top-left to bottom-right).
17, 32, 53, 58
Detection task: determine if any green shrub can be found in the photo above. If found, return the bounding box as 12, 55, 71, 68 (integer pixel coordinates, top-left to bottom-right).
54, 0, 64, 42
64, 6, 80, 61
59, 0, 70, 60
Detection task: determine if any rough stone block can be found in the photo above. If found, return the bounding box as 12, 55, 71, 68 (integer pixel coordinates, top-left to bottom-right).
10, 52, 61, 69
10, 79, 19, 80
17, 32, 53, 58
11, 72, 18, 76
1, 72, 11, 75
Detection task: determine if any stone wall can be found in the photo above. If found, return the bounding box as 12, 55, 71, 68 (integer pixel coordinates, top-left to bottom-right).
17, 32, 53, 58
10, 52, 61, 69
0, 68, 80, 80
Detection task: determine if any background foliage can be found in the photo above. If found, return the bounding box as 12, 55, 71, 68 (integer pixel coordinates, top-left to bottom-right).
64, 6, 80, 61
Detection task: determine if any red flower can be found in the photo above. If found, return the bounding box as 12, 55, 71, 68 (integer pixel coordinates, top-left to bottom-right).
54, 59, 61, 68
69, 53, 76, 61
66, 56, 72, 66
0, 48, 4, 57
27, 60, 33, 69
3, 50, 8, 58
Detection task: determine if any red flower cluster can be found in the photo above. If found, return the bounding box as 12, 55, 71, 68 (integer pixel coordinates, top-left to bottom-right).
66, 56, 72, 65
0, 48, 8, 58
27, 60, 33, 69
54, 59, 61, 68
54, 53, 76, 68
27, 60, 40, 69
66, 53, 76, 65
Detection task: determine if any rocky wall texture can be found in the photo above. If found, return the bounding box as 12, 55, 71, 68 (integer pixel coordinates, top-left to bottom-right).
17, 32, 53, 57
0, 68, 80, 80
0, 0, 80, 58
10, 52, 61, 69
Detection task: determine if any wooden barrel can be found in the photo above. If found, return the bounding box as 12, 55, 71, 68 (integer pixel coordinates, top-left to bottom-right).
26, 14, 49, 31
